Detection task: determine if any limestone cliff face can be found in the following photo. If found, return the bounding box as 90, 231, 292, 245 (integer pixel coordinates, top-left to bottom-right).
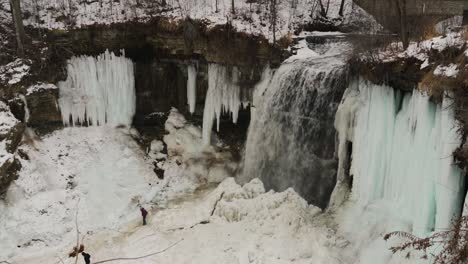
22, 18, 283, 128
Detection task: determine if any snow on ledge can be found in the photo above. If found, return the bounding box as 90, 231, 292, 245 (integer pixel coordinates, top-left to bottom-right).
0, 102, 19, 136
0, 59, 31, 85
433, 63, 459, 77
26, 83, 58, 96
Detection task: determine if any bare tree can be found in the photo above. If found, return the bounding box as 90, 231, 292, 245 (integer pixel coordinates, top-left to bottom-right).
9, 0, 26, 57
395, 0, 409, 49
385, 215, 468, 263
231, 0, 235, 14
270, 0, 278, 43
338, 0, 345, 17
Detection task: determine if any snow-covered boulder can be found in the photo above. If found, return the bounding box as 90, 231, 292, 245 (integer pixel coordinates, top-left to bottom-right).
0, 102, 24, 194
24, 83, 61, 127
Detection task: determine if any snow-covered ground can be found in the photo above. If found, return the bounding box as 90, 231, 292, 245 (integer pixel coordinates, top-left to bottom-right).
17, 0, 380, 41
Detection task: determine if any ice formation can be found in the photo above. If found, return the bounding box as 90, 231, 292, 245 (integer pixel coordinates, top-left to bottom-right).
334, 79, 465, 235
165, 108, 237, 183
242, 40, 350, 208
58, 50, 136, 126
187, 64, 197, 114
202, 64, 241, 145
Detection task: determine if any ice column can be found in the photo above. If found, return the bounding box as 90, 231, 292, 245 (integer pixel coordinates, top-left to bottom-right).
334, 79, 465, 235
202, 64, 241, 145
58, 50, 135, 126
187, 64, 197, 114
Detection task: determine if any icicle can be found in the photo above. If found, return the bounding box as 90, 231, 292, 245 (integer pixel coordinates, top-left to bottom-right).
18, 94, 30, 123
334, 79, 465, 236
187, 64, 197, 114
58, 50, 135, 127
202, 64, 241, 145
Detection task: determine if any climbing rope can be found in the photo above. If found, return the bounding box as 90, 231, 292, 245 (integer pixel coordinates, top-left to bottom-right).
93, 238, 184, 264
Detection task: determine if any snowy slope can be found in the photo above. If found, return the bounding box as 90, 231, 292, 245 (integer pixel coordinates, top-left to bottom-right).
18, 0, 381, 41
0, 126, 185, 261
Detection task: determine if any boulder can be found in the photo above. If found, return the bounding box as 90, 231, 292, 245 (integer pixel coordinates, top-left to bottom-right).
25, 84, 62, 127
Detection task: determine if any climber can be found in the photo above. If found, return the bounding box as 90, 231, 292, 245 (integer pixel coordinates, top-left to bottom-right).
140, 206, 148, 226
81, 252, 91, 264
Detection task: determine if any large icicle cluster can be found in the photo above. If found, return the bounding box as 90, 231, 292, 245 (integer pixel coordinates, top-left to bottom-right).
334, 79, 465, 235
187, 64, 197, 114
202, 64, 241, 145
58, 50, 135, 126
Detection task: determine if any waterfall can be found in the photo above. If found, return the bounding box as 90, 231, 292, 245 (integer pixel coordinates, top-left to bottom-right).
202, 64, 241, 145
334, 79, 465, 235
187, 64, 197, 114
58, 50, 136, 126
241, 54, 349, 208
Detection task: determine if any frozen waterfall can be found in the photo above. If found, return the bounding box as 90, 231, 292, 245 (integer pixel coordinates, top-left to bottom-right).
187, 64, 197, 114
202, 64, 241, 145
334, 79, 465, 235
241, 54, 349, 208
58, 50, 136, 126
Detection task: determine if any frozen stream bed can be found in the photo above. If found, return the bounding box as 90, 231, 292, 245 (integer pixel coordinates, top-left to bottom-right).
0, 112, 436, 264
0, 126, 345, 264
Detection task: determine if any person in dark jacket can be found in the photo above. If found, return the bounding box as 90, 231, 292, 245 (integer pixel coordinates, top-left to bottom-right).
81, 252, 91, 264
140, 206, 148, 225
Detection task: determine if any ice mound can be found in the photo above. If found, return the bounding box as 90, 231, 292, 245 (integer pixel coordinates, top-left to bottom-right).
213, 178, 322, 224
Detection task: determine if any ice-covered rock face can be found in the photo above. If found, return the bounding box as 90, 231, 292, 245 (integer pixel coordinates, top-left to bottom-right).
58, 50, 136, 127
333, 79, 465, 236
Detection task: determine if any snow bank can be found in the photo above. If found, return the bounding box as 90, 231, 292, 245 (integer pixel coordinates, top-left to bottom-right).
0, 59, 31, 85
0, 102, 19, 137
433, 63, 459, 77
385, 32, 468, 63
58, 50, 135, 126
0, 127, 161, 261
26, 82, 58, 96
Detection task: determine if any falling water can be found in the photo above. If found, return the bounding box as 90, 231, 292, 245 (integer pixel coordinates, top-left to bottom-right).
241, 39, 350, 208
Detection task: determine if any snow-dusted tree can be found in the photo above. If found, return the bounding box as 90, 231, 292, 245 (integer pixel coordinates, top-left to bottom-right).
385, 215, 468, 263
9, 0, 26, 57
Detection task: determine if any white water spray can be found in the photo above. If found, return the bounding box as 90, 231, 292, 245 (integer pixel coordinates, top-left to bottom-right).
58, 50, 136, 126
202, 64, 241, 145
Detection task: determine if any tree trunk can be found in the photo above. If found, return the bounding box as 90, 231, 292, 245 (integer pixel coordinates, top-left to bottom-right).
231, 0, 235, 14
396, 0, 409, 49
271, 0, 277, 43
318, 0, 327, 17
9, 0, 26, 57
338, 0, 346, 17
